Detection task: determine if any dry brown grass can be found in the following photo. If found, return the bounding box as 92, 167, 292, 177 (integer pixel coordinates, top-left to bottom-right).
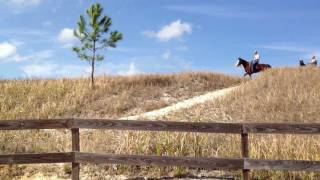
166, 67, 320, 179
0, 72, 241, 120
214, 67, 320, 123
3, 68, 320, 179
0, 72, 242, 179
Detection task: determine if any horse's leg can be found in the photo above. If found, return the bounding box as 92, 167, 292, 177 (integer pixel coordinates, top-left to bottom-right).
244, 73, 248, 77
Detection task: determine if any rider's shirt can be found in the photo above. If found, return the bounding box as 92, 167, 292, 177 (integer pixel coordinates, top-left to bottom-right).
254, 54, 260, 61
311, 57, 317, 63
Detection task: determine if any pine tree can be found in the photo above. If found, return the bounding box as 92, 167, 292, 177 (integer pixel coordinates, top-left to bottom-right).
73, 3, 123, 87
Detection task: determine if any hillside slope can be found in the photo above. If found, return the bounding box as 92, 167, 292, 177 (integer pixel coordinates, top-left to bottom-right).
3, 68, 319, 179
168, 67, 320, 123
0, 72, 242, 180
166, 67, 320, 179
0, 72, 242, 120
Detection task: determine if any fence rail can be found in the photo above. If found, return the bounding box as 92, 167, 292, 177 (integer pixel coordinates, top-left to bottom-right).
0, 119, 320, 180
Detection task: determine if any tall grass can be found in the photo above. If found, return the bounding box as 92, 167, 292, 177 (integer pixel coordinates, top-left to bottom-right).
0, 72, 242, 179
0, 72, 241, 120
167, 67, 320, 179
3, 68, 320, 179
0, 68, 320, 179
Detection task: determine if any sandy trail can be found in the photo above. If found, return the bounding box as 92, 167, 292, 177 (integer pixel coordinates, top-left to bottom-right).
121, 86, 239, 120
23, 86, 239, 180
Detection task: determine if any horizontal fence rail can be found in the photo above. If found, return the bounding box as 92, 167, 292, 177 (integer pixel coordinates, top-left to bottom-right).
1, 119, 320, 134
0, 119, 320, 180
245, 159, 320, 171
0, 153, 73, 164
75, 153, 244, 170
1, 152, 320, 171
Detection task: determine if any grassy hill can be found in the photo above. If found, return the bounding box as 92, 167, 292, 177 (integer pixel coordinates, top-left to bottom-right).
0, 72, 241, 120
167, 67, 320, 179
1, 68, 319, 179
0, 72, 242, 179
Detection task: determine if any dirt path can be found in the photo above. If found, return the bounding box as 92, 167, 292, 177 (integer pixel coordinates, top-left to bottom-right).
19, 86, 239, 180
121, 86, 239, 120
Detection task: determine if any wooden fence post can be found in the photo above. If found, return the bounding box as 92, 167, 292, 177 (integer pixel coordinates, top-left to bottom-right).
72, 128, 80, 180
241, 129, 250, 180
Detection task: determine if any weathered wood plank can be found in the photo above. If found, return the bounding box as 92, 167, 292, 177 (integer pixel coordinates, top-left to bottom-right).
243, 123, 320, 134
71, 129, 80, 180
245, 159, 320, 171
72, 129, 80, 152
73, 119, 243, 133
0, 153, 73, 164
0, 119, 73, 130
75, 152, 244, 170
241, 133, 250, 180
1, 119, 320, 134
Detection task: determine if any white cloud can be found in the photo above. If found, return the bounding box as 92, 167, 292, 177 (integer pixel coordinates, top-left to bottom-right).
58, 28, 78, 47
0, 42, 17, 60
96, 62, 141, 76
143, 20, 192, 42
118, 62, 140, 76
22, 63, 58, 77
14, 50, 53, 62
0, 41, 54, 63
21, 62, 142, 78
162, 50, 171, 60
21, 63, 90, 77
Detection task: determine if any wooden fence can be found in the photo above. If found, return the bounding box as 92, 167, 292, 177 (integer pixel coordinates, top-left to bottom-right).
1, 119, 320, 180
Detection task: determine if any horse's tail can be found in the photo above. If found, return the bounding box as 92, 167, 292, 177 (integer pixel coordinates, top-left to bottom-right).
267, 64, 272, 68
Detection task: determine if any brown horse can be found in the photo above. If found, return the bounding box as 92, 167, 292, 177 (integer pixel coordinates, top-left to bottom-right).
236, 57, 272, 77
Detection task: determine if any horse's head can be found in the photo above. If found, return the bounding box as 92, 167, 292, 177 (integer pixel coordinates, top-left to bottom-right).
235, 57, 242, 67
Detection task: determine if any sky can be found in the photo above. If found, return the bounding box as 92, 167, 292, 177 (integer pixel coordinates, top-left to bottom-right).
0, 0, 319, 79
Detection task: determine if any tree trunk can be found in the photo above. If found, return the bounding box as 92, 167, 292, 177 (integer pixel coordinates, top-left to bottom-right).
91, 58, 95, 88
91, 40, 96, 88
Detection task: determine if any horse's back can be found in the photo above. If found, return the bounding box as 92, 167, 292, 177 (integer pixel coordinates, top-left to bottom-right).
257, 64, 271, 71
261, 64, 271, 68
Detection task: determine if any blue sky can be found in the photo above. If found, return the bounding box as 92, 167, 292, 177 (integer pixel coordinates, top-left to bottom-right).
0, 0, 319, 78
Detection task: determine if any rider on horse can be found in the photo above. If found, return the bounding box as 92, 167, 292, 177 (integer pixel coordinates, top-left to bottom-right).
310, 55, 317, 66
251, 51, 260, 73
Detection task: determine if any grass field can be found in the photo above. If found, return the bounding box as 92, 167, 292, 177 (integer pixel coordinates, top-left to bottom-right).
167, 67, 320, 179
0, 72, 241, 120
0, 72, 242, 179
1, 68, 320, 179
